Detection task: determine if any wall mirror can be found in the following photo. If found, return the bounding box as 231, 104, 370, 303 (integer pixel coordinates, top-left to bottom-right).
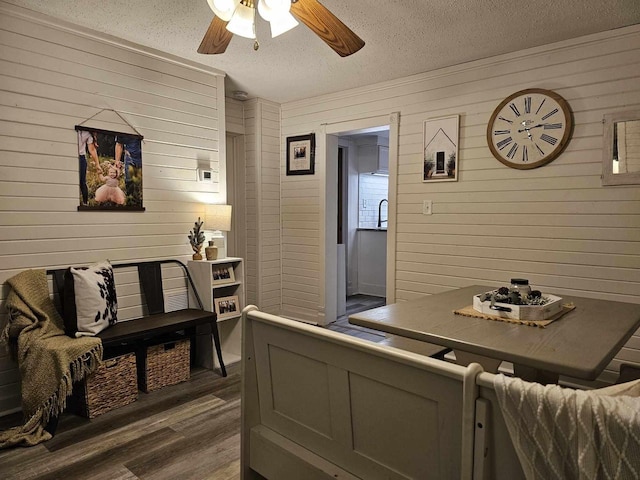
602, 110, 640, 186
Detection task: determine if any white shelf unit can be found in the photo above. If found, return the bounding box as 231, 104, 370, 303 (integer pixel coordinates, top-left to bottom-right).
188, 257, 245, 371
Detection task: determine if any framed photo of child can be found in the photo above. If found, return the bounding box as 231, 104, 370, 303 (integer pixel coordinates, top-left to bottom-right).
75, 126, 145, 211
214, 295, 240, 320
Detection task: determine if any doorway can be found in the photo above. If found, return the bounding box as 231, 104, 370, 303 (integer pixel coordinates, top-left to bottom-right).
337, 131, 389, 318
320, 113, 398, 326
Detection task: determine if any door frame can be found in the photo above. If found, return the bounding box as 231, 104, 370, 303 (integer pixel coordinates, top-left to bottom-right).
318, 112, 400, 325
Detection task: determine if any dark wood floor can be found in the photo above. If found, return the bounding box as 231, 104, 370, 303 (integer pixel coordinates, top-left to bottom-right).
326, 294, 387, 342
0, 295, 386, 480
0, 365, 242, 480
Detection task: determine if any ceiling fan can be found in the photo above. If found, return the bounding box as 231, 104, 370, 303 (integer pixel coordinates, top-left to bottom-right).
198, 0, 365, 57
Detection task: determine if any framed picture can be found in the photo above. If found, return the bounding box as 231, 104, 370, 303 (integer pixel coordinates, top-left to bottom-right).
423, 115, 459, 182
212, 263, 235, 285
75, 126, 144, 210
214, 295, 240, 320
286, 133, 315, 175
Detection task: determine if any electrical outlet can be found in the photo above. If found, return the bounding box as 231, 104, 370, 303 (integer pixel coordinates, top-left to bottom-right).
423, 200, 432, 215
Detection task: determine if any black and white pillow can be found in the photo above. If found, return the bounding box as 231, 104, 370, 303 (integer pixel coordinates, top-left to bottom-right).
64, 260, 118, 338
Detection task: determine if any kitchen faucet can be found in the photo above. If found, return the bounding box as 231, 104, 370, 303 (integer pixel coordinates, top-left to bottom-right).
377, 199, 388, 229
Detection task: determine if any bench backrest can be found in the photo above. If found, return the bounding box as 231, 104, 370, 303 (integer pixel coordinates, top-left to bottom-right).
241, 306, 525, 480
47, 259, 203, 320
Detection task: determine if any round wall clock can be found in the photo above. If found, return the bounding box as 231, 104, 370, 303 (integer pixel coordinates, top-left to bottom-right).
487, 88, 573, 169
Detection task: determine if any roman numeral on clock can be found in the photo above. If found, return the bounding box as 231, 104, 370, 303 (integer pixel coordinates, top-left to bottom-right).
524, 97, 531, 114
535, 143, 545, 156
522, 145, 528, 162
535, 98, 546, 115
541, 108, 559, 121
498, 116, 513, 124
493, 130, 510, 135
507, 142, 519, 159
540, 133, 558, 145
509, 103, 521, 117
544, 123, 563, 129
496, 137, 513, 150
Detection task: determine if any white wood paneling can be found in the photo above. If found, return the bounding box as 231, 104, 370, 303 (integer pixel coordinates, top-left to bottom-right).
244, 101, 259, 307
243, 99, 282, 314
0, 2, 226, 415
226, 97, 245, 135
281, 25, 640, 381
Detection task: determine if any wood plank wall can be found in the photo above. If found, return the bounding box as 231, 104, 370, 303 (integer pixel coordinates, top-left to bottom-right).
243, 99, 282, 314
0, 4, 225, 414
226, 97, 245, 136
281, 26, 640, 383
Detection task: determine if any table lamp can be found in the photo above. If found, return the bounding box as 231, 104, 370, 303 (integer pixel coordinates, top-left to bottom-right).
205, 204, 232, 260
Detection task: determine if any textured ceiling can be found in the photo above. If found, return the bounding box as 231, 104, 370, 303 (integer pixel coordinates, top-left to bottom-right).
6, 0, 640, 103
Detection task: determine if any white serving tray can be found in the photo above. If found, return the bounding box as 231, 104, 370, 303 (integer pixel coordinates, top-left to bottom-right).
472, 291, 563, 321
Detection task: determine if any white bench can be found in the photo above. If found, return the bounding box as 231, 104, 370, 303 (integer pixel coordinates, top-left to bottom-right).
240, 306, 525, 480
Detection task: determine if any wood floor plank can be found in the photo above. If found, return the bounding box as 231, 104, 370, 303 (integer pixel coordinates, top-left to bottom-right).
130, 433, 241, 480
46, 369, 232, 452
203, 458, 241, 480
0, 443, 49, 472
125, 400, 240, 478
80, 465, 140, 480
34, 427, 182, 480
0, 372, 236, 479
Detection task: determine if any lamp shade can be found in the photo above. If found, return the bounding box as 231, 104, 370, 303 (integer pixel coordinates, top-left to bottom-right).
205, 204, 232, 231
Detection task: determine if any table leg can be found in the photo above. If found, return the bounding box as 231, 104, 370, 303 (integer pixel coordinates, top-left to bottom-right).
513, 364, 559, 385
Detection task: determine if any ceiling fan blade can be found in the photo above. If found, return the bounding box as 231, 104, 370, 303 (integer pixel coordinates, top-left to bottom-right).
291, 0, 364, 57
198, 16, 233, 54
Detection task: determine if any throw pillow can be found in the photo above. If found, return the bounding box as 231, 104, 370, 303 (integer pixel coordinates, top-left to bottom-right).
64, 260, 118, 337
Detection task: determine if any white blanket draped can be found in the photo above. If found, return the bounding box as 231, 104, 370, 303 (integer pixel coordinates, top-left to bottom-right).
493, 374, 640, 480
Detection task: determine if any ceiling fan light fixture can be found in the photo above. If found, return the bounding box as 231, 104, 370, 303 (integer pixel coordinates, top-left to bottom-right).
257, 0, 290, 21
199, 0, 365, 57
269, 11, 298, 38
206, 0, 241, 21
226, 3, 256, 39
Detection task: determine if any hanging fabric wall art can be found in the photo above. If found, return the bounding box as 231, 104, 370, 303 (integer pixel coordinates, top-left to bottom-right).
75, 126, 145, 211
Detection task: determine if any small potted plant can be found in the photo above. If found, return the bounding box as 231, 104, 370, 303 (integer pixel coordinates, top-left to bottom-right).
188, 217, 205, 260
447, 153, 456, 177
424, 159, 434, 179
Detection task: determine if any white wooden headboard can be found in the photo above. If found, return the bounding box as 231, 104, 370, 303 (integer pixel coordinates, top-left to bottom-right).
240, 306, 524, 480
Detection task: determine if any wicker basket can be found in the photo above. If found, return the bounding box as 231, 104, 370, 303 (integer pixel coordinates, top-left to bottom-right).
138, 337, 190, 393
70, 351, 138, 418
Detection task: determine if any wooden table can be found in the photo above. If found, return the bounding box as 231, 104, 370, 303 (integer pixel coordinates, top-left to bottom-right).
349, 285, 640, 382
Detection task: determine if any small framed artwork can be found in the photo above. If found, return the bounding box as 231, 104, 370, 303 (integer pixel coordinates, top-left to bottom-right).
214, 295, 240, 320
423, 115, 459, 182
212, 263, 235, 285
286, 133, 315, 175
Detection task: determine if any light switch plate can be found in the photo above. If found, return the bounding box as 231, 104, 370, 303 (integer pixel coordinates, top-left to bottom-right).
423, 200, 432, 215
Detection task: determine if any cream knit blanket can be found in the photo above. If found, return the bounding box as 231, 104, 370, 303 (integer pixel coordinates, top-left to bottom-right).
494, 374, 640, 479
0, 269, 103, 448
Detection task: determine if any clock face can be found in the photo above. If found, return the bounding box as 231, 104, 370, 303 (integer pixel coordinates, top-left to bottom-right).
487, 89, 573, 169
